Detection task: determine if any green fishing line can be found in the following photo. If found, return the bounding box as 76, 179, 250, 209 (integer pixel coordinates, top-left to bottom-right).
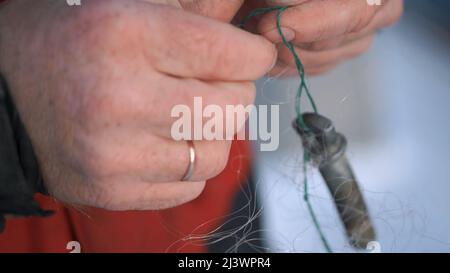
240, 6, 332, 253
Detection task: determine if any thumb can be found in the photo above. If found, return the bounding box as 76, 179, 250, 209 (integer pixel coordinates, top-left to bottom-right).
179, 0, 244, 22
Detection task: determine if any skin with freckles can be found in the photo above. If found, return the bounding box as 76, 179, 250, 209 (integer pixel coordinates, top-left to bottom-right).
0, 0, 403, 211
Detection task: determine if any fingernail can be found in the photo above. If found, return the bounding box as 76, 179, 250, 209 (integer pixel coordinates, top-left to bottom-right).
263, 27, 296, 43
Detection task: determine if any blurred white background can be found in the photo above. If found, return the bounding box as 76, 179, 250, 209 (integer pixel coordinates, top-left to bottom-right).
254, 0, 450, 252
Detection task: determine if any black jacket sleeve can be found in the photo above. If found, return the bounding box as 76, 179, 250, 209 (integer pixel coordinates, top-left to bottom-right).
0, 74, 53, 232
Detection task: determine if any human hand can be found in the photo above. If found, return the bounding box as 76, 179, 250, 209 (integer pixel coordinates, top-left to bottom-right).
255, 0, 404, 75
0, 0, 276, 210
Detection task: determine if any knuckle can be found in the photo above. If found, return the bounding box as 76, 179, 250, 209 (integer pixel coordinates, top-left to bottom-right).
212, 41, 234, 77
347, 0, 384, 33
309, 18, 331, 42
205, 83, 256, 137
203, 39, 233, 78
181, 23, 221, 75
180, 22, 243, 79
351, 4, 378, 33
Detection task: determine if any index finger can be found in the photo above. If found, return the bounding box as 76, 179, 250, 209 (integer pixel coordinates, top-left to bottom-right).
144, 5, 277, 81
